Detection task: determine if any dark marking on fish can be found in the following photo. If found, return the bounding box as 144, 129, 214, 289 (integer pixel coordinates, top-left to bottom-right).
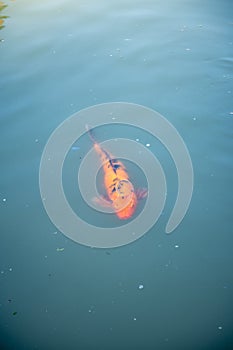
109, 159, 117, 173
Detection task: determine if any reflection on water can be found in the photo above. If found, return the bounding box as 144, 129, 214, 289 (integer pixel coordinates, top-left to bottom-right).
0, 1, 7, 31
0, 0, 233, 349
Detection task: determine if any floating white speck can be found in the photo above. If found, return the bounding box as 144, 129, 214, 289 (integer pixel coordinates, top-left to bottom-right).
109, 54, 113, 57
2, 198, 7, 202
174, 245, 179, 248
124, 38, 132, 41
88, 309, 92, 313
218, 326, 223, 330
35, 139, 39, 143
136, 138, 139, 142
138, 284, 144, 290
133, 317, 137, 321
146, 143, 150, 147
1, 271, 4, 274
230, 112, 233, 115
185, 48, 191, 51
9, 268, 12, 272
112, 117, 116, 120
192, 117, 197, 121
56, 248, 64, 252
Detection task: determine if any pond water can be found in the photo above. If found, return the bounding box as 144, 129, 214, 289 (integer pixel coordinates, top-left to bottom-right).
0, 0, 233, 349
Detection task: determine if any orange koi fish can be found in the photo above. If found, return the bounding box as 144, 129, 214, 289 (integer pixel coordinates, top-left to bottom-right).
86, 126, 147, 220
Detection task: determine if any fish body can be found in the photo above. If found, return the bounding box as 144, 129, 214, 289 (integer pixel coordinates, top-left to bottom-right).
86, 126, 146, 219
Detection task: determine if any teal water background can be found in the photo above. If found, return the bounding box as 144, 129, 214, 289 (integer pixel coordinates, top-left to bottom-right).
0, 0, 233, 349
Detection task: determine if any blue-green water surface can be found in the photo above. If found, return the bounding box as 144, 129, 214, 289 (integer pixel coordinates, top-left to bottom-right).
0, 0, 233, 349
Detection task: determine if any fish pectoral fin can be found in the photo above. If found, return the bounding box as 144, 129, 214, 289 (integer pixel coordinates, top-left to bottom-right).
136, 188, 148, 200
92, 195, 113, 208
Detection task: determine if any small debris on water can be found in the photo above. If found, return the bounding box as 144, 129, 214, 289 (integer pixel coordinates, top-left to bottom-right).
218, 326, 223, 330
138, 284, 144, 290
56, 248, 64, 252
174, 245, 179, 248
133, 317, 137, 321
146, 143, 150, 147
2, 198, 7, 202
12, 311, 17, 316
135, 138, 139, 142
71, 146, 80, 151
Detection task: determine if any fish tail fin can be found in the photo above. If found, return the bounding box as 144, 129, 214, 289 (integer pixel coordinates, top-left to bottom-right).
85, 124, 96, 144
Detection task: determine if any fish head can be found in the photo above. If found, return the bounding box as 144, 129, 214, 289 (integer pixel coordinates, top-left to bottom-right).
113, 180, 137, 219
116, 179, 134, 196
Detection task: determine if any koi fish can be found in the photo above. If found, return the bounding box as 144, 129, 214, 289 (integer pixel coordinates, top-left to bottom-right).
86, 125, 147, 220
